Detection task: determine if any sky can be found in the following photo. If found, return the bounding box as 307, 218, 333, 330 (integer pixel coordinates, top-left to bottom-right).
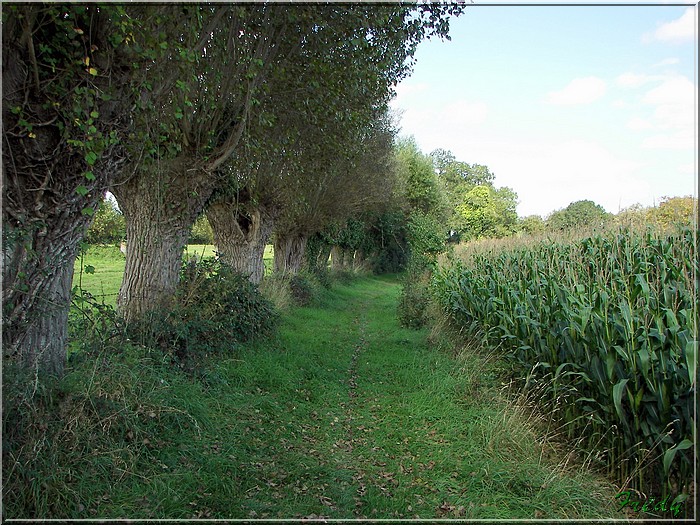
390, 1, 697, 218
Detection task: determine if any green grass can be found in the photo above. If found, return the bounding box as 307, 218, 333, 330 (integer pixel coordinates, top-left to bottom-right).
4, 274, 626, 520
73, 244, 275, 306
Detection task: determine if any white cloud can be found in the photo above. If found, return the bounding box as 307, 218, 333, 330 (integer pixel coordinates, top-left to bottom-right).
393, 82, 429, 100
652, 7, 696, 44
678, 163, 695, 175
495, 140, 649, 217
651, 57, 680, 68
642, 130, 695, 150
639, 75, 697, 149
616, 72, 657, 88
614, 74, 696, 150
545, 76, 607, 105
642, 75, 695, 106
626, 117, 654, 131
390, 98, 489, 149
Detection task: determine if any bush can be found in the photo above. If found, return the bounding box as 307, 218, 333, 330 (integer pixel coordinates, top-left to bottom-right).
397, 270, 432, 328
288, 272, 316, 306
398, 211, 446, 328
310, 266, 333, 289
84, 198, 125, 245
130, 259, 277, 362
188, 215, 214, 245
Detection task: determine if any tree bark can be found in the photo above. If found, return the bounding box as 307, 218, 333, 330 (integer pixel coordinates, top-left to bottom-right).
273, 233, 308, 275
207, 199, 275, 284
353, 249, 366, 270
2, 222, 87, 376
331, 246, 346, 270
112, 158, 212, 323
2, 4, 130, 376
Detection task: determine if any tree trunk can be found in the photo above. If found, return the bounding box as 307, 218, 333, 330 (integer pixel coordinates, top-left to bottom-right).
207, 199, 275, 284
2, 223, 86, 377
112, 158, 212, 323
2, 4, 131, 376
316, 244, 332, 270
353, 249, 366, 270
331, 246, 346, 270
274, 233, 308, 275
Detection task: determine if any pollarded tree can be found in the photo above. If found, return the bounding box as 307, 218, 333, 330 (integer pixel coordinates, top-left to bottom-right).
207, 3, 464, 281
111, 4, 300, 321
206, 85, 308, 283
272, 107, 397, 276
1, 3, 157, 375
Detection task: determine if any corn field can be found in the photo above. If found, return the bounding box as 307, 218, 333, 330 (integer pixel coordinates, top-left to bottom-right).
434, 226, 697, 502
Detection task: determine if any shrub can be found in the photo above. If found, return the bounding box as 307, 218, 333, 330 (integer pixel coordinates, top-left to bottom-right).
131, 259, 277, 362
288, 272, 316, 306
398, 211, 447, 328
188, 215, 214, 245
397, 271, 432, 328
310, 266, 333, 289
84, 197, 125, 245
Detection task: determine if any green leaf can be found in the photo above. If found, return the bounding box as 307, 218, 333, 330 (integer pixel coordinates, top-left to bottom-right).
663, 439, 693, 475
76, 185, 89, 196
84, 264, 95, 275
90, 110, 99, 118
85, 151, 97, 166
612, 378, 628, 421
84, 171, 96, 181
81, 207, 95, 217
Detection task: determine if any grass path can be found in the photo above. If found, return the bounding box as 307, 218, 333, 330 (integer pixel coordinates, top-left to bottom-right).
9, 275, 625, 519
139, 275, 621, 520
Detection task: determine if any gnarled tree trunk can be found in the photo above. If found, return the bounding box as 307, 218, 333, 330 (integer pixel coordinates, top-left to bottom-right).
273, 233, 308, 276
112, 159, 213, 323
3, 217, 93, 376
2, 4, 130, 376
207, 199, 276, 284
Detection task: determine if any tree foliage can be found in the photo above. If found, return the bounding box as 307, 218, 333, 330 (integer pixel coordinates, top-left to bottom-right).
454, 185, 519, 241
650, 196, 697, 229
547, 200, 612, 232
85, 198, 125, 245
2, 1, 466, 376
397, 138, 447, 218
519, 215, 546, 236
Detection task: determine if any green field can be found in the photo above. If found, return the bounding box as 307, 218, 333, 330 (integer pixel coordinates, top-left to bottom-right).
5, 274, 626, 519
73, 244, 274, 306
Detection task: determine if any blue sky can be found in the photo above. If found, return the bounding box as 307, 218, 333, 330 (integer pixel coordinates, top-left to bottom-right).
391, 1, 697, 218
